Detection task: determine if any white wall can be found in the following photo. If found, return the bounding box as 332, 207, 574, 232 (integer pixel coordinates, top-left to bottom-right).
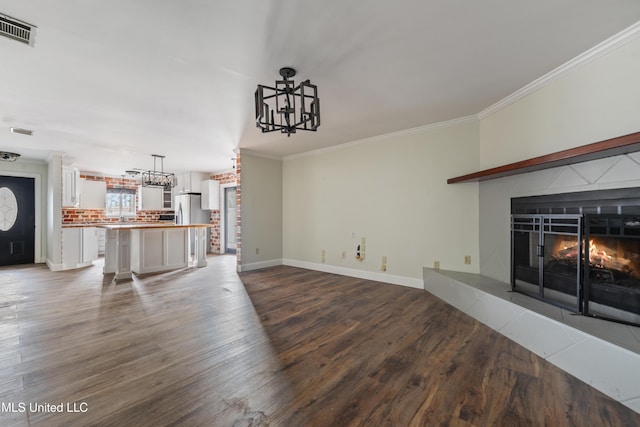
283, 120, 480, 284
479, 35, 640, 169
238, 151, 283, 270
0, 159, 48, 263
478, 35, 640, 282
47, 154, 63, 268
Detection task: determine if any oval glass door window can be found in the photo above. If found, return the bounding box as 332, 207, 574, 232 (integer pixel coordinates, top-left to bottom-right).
0, 187, 18, 232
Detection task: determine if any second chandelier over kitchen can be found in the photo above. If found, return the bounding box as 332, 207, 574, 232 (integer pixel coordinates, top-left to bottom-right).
141, 154, 176, 189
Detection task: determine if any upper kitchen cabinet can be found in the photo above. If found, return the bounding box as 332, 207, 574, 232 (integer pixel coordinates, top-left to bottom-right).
79, 179, 107, 209
62, 166, 79, 207
201, 179, 220, 210
138, 185, 163, 211
162, 187, 173, 210
175, 172, 210, 194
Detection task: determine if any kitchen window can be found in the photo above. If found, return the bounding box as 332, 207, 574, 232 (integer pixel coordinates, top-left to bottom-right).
105, 188, 136, 218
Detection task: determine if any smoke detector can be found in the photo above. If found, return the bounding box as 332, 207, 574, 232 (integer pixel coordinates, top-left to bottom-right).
0, 13, 36, 46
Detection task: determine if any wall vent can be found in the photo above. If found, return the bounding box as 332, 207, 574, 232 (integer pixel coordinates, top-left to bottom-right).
0, 13, 36, 46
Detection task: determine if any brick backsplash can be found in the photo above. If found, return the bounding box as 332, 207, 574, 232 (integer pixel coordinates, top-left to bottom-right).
62, 208, 167, 224
63, 174, 168, 224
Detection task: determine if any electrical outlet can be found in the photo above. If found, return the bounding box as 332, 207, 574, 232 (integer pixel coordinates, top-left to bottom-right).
434, 260, 440, 270
464, 255, 471, 264
341, 250, 346, 259
381, 256, 387, 272
321, 249, 325, 263
255, 248, 259, 255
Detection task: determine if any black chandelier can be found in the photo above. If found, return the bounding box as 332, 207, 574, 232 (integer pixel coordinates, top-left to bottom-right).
255, 67, 320, 137
141, 154, 176, 189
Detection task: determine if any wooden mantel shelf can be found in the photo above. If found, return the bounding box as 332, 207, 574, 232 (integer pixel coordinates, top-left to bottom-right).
447, 131, 640, 184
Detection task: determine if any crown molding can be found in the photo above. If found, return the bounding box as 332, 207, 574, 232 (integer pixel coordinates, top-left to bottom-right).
284, 115, 478, 161
256, 22, 640, 163
238, 148, 282, 161
478, 21, 640, 120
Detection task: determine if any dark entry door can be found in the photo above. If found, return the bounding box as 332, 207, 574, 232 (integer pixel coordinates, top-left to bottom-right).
0, 176, 35, 266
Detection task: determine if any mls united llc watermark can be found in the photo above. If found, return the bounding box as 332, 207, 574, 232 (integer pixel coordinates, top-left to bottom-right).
2, 401, 88, 414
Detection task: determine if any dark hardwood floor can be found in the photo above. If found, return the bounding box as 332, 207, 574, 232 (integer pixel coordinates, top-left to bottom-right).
1, 256, 638, 426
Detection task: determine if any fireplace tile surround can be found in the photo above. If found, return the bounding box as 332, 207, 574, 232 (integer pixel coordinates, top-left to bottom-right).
424, 267, 640, 414
443, 135, 640, 413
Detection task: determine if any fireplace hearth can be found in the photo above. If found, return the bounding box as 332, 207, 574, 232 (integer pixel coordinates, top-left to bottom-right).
511, 188, 640, 326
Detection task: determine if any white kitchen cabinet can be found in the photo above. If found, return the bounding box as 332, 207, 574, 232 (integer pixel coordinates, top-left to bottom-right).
175, 172, 188, 193
138, 185, 163, 210
62, 166, 80, 207
62, 227, 98, 269
175, 172, 209, 194
162, 187, 173, 210
200, 179, 220, 210
82, 227, 98, 262
97, 228, 106, 255
80, 179, 107, 209
130, 227, 188, 274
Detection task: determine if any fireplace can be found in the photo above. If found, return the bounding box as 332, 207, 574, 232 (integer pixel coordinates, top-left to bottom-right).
511, 188, 640, 326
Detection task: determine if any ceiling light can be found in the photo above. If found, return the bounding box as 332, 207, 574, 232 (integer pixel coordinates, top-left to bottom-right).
141, 154, 176, 189
0, 151, 21, 162
255, 67, 320, 137
10, 127, 33, 136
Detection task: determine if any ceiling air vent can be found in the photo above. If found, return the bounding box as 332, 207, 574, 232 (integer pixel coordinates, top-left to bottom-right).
0, 13, 36, 46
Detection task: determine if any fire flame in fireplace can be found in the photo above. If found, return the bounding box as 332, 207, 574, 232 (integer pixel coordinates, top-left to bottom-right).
588, 239, 614, 268
551, 237, 640, 279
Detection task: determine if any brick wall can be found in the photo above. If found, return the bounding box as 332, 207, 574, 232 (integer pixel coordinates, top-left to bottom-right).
62, 208, 167, 224
62, 174, 168, 224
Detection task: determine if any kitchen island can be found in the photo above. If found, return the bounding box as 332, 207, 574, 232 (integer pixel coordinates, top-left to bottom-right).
98, 223, 212, 281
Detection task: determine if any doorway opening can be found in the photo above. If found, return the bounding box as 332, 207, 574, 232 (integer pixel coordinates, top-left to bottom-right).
224, 186, 237, 254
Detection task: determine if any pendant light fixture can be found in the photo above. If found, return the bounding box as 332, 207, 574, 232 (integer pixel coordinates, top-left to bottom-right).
141, 154, 176, 189
255, 67, 320, 137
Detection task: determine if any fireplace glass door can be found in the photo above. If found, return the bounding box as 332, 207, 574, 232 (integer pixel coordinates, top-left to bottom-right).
512, 215, 582, 312
584, 215, 640, 324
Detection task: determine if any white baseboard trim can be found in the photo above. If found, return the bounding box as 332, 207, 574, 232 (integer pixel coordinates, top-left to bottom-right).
237, 258, 423, 289
282, 258, 424, 289
46, 259, 64, 272
238, 258, 283, 272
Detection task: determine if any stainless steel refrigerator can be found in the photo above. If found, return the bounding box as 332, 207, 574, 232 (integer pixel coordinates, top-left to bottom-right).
175, 192, 211, 257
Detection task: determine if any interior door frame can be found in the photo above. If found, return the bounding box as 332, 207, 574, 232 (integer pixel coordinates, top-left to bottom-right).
219, 182, 236, 255
1, 171, 42, 263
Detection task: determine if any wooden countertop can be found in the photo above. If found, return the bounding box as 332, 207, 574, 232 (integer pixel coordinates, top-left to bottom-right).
62, 223, 212, 229
98, 223, 213, 230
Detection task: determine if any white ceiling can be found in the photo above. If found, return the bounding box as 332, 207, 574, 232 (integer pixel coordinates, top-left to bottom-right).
1, 1, 640, 176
